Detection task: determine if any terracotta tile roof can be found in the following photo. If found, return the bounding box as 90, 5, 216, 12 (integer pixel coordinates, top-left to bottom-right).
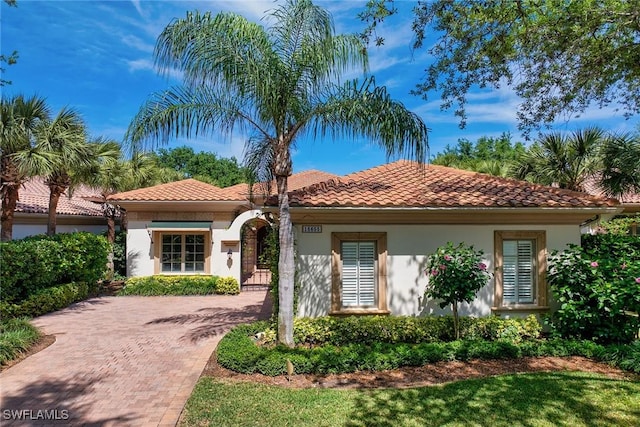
109, 178, 238, 202
276, 160, 619, 208
16, 177, 104, 217
583, 177, 640, 204
222, 170, 338, 199
109, 171, 335, 203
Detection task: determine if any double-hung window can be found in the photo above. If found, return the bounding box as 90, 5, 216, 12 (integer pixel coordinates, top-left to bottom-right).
494, 231, 547, 309
331, 233, 388, 314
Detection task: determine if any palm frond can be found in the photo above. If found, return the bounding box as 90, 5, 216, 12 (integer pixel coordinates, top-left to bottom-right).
600, 132, 640, 198
309, 77, 428, 163
125, 85, 266, 153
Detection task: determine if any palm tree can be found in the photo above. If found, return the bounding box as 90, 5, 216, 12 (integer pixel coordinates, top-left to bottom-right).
0, 94, 50, 241
75, 139, 124, 242
29, 107, 93, 235
126, 0, 429, 346
80, 144, 177, 278
599, 132, 640, 199
511, 127, 604, 192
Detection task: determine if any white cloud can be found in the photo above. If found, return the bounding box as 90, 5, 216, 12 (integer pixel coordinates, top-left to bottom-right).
126, 58, 183, 81
121, 34, 154, 53
130, 0, 144, 17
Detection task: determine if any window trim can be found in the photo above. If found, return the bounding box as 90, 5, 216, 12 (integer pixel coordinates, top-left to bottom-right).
153, 230, 211, 275
493, 230, 548, 311
330, 232, 389, 315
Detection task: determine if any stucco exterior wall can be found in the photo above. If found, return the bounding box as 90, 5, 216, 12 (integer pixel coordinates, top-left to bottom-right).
126, 222, 155, 277
126, 210, 265, 284
295, 223, 581, 318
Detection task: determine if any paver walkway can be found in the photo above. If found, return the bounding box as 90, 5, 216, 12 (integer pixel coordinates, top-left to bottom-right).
0, 291, 271, 426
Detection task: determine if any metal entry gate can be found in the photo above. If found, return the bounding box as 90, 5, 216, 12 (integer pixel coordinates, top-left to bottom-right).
241, 223, 272, 290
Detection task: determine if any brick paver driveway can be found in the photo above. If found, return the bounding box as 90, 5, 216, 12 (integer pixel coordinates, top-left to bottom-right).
0, 291, 271, 426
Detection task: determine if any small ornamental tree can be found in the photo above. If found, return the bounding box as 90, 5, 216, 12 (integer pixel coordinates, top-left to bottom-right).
425, 242, 491, 339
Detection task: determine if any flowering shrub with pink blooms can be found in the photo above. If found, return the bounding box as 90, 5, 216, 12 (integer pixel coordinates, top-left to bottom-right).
425, 242, 491, 339
547, 233, 640, 344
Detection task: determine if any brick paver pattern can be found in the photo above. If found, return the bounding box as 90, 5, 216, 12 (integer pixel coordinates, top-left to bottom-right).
0, 292, 271, 426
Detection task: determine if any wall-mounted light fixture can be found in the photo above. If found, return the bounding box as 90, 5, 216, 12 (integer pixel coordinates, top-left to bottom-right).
227, 248, 233, 259
146, 226, 153, 244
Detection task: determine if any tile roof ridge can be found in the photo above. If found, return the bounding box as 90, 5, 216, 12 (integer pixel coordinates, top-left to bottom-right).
428, 163, 620, 207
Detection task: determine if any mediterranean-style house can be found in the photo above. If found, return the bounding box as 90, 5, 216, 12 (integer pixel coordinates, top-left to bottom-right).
110, 160, 621, 318
4, 177, 108, 240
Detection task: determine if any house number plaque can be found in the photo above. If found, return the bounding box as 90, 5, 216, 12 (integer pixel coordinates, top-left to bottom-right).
302, 225, 322, 233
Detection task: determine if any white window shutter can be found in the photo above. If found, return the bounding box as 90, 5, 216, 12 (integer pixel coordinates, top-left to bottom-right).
516, 240, 534, 303
502, 240, 535, 304
341, 241, 376, 307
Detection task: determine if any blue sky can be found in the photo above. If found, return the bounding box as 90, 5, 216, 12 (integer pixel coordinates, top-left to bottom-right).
2, 0, 638, 176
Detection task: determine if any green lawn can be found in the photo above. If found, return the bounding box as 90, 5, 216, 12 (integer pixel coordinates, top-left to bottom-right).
180, 371, 640, 427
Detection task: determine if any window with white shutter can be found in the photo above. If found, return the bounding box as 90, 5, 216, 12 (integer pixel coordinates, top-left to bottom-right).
494, 231, 547, 310
341, 241, 376, 307
331, 233, 388, 314
502, 240, 535, 304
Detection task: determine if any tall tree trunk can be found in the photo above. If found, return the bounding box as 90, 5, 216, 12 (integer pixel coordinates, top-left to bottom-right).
46, 175, 70, 236
46, 189, 62, 236
102, 200, 119, 280
453, 300, 460, 340
1, 184, 19, 241
276, 174, 294, 347
275, 137, 294, 347
105, 215, 116, 280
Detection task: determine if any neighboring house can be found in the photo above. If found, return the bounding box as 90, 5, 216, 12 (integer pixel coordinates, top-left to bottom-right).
109, 170, 336, 288
4, 177, 108, 240
110, 161, 621, 318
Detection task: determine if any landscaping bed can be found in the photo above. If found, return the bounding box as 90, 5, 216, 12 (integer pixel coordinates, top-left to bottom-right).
204, 351, 636, 389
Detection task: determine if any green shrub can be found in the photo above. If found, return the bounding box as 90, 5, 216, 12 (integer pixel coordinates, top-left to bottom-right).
0, 232, 108, 304
593, 341, 640, 373
272, 315, 541, 347
111, 230, 127, 278
461, 315, 542, 343
215, 277, 240, 295
0, 318, 41, 366
217, 322, 640, 376
118, 275, 218, 296
119, 275, 236, 296
0, 282, 91, 319
216, 322, 269, 373
547, 234, 640, 343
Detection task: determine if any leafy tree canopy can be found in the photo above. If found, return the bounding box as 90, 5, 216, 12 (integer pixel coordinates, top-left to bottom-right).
152, 146, 247, 187
361, 0, 640, 134
431, 132, 525, 176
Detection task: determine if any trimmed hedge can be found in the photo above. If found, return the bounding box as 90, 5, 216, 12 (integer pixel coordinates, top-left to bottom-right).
0, 282, 95, 319
0, 232, 109, 304
217, 322, 640, 376
282, 315, 542, 347
118, 275, 240, 296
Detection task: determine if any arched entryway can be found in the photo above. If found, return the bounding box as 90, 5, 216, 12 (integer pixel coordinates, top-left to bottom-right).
241, 219, 272, 289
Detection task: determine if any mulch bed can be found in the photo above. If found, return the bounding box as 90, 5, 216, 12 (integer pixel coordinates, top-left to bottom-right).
202, 352, 638, 389
0, 334, 56, 372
